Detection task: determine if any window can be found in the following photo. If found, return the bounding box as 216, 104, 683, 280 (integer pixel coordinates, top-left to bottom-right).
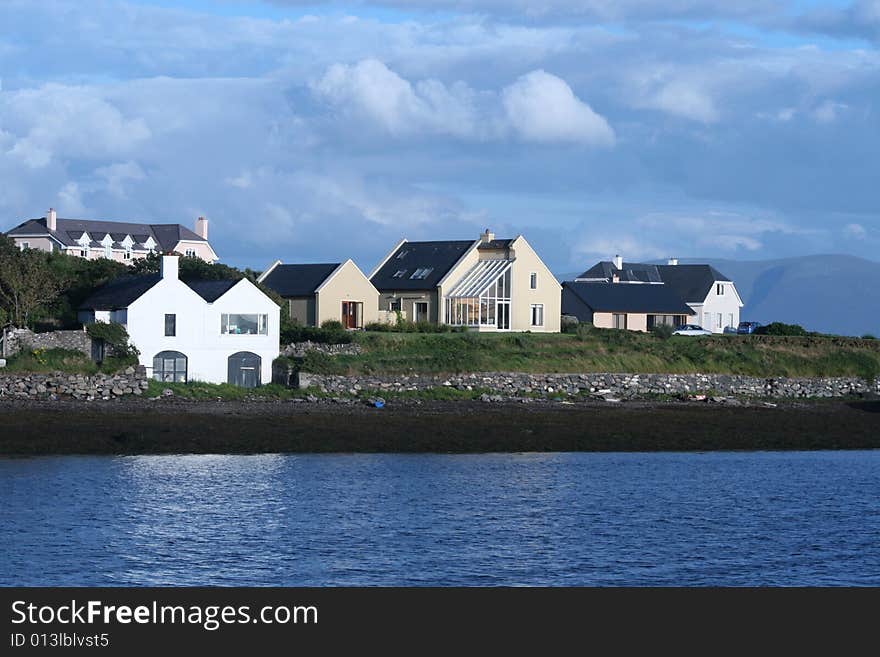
716, 283, 725, 295
164, 313, 176, 337
728, 313, 735, 328
103, 245, 112, 259
185, 248, 196, 257
153, 351, 187, 383
396, 249, 408, 259
19, 242, 29, 251
410, 267, 434, 280
79, 249, 88, 258
716, 313, 722, 329
529, 272, 538, 290
221, 313, 268, 335
444, 269, 511, 328
123, 248, 132, 261
613, 313, 627, 329
393, 270, 407, 279
530, 304, 544, 326
389, 299, 402, 312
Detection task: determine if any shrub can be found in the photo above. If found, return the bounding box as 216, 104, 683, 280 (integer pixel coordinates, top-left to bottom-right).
86, 321, 140, 363
561, 315, 580, 333
280, 323, 352, 345
650, 324, 675, 340
320, 319, 344, 331
575, 323, 594, 341
755, 322, 810, 337
862, 334, 877, 340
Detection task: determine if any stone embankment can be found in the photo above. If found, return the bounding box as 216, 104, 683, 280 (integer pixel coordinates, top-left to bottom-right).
1, 328, 92, 358
0, 366, 149, 400
299, 371, 880, 400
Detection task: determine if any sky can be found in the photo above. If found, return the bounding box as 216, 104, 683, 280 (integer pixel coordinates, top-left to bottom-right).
0, 0, 878, 272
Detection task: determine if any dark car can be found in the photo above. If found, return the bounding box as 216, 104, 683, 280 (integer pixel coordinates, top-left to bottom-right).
737, 321, 762, 335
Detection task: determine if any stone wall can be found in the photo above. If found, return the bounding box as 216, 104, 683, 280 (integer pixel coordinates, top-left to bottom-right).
280, 341, 362, 357
1, 328, 92, 358
0, 366, 149, 400
298, 371, 880, 399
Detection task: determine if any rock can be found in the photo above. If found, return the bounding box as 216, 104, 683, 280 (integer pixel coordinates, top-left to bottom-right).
162, 388, 174, 397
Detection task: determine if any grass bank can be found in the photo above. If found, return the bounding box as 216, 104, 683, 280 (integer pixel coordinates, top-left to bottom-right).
1, 348, 136, 375
295, 329, 880, 379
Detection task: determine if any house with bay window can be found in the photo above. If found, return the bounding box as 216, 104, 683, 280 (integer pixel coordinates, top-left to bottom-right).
78, 255, 279, 386
370, 230, 561, 332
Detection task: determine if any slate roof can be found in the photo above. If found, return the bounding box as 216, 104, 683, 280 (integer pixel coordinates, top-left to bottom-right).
80, 275, 239, 309
562, 281, 693, 315
260, 263, 341, 297
477, 238, 514, 251
6, 216, 207, 251
654, 264, 731, 303
577, 261, 663, 283
371, 240, 476, 291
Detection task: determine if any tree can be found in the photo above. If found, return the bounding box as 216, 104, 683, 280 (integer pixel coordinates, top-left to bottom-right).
0, 247, 69, 327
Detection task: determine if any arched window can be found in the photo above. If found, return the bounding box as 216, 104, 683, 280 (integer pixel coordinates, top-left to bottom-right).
153, 351, 187, 383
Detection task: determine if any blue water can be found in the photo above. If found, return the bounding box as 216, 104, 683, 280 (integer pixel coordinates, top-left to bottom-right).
1, 452, 879, 586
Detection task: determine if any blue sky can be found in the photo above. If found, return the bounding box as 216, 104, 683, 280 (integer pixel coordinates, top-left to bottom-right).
1, 0, 878, 272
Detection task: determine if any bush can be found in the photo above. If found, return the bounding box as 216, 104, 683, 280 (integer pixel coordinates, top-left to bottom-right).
364, 321, 393, 332
363, 320, 457, 334
862, 334, 877, 340
575, 323, 594, 341
755, 322, 810, 337
561, 315, 579, 333
320, 319, 344, 332
86, 321, 140, 363
280, 323, 352, 345
650, 324, 675, 340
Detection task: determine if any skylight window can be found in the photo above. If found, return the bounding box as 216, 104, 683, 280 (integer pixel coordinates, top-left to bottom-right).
393, 270, 407, 278
410, 267, 434, 280
396, 250, 408, 259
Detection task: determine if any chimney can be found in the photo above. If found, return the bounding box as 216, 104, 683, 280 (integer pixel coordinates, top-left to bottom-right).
47, 208, 57, 232
161, 255, 179, 281
195, 216, 208, 240
481, 228, 495, 244
667, 257, 679, 266
613, 254, 623, 270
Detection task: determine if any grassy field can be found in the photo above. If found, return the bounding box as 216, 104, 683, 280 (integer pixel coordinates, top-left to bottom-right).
296, 328, 880, 379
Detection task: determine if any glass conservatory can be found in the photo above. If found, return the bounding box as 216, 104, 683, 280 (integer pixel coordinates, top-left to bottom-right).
443, 260, 512, 330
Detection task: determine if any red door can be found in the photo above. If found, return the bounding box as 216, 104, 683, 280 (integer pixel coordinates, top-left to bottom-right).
342, 302, 358, 329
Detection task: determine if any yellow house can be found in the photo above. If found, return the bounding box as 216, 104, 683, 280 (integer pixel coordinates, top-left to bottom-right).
370, 230, 561, 332
258, 259, 379, 329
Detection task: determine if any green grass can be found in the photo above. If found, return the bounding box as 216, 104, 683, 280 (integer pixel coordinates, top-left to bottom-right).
143, 379, 328, 400
1, 348, 137, 375
291, 328, 880, 379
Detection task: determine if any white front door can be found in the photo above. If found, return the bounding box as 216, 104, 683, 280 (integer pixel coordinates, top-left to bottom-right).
703, 312, 713, 331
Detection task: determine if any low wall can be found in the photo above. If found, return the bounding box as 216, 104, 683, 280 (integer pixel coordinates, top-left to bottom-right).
280, 341, 362, 357
1, 328, 92, 358
298, 372, 880, 399
0, 366, 149, 400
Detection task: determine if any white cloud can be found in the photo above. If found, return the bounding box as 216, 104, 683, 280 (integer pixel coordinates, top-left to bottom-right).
649, 80, 719, 123
57, 182, 86, 216
94, 161, 146, 198
501, 70, 615, 145
812, 100, 848, 123
844, 223, 867, 238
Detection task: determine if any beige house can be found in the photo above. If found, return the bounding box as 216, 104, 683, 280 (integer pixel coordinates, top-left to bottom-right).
562, 280, 692, 332
370, 230, 561, 332
258, 259, 379, 328
5, 208, 218, 263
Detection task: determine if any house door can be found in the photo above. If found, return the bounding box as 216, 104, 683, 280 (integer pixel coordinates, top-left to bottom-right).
496, 301, 510, 330
228, 351, 262, 388
342, 301, 359, 329
414, 302, 429, 323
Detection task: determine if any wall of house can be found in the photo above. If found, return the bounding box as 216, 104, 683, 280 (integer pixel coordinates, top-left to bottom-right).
288, 297, 316, 326
593, 312, 648, 332
508, 236, 561, 333
173, 240, 217, 262
125, 274, 279, 385
693, 282, 742, 333
13, 236, 58, 252
315, 260, 380, 327
377, 291, 433, 323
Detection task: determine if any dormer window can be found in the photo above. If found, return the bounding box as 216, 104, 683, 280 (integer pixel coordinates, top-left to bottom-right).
716, 283, 725, 296
185, 248, 196, 258
410, 267, 433, 280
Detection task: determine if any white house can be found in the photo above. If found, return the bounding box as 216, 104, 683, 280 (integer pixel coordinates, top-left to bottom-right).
78, 255, 279, 386
575, 257, 743, 333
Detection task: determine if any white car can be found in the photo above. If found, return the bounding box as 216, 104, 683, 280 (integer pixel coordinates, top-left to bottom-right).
673, 324, 712, 336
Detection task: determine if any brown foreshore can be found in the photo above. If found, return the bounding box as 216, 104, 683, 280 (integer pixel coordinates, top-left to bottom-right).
0, 396, 878, 455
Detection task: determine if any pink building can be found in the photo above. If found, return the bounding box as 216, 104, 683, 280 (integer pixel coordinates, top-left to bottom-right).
5, 209, 218, 263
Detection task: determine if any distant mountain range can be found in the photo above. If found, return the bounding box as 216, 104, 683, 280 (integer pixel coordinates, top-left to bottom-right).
558, 254, 880, 337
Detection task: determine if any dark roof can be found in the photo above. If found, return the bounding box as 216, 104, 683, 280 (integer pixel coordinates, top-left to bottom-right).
578, 261, 662, 283
6, 216, 207, 251
477, 239, 513, 250
184, 279, 239, 302
562, 281, 693, 314
371, 240, 475, 290
78, 275, 162, 310
261, 263, 341, 297
80, 276, 240, 309
654, 264, 732, 302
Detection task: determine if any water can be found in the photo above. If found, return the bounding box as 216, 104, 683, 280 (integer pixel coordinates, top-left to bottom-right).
1, 452, 878, 586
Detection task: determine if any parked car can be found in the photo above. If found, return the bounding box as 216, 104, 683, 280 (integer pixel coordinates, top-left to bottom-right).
737, 321, 762, 335
673, 324, 712, 336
